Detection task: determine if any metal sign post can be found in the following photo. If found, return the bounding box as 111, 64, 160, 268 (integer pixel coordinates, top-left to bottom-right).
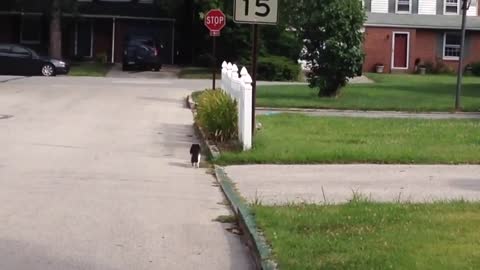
234, 0, 278, 136
205, 9, 226, 90
455, 0, 471, 111
251, 25, 259, 134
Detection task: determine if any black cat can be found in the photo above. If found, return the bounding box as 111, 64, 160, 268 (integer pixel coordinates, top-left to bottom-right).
189, 144, 201, 168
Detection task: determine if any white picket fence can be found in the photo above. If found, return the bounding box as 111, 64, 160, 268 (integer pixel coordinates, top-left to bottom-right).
221, 61, 252, 151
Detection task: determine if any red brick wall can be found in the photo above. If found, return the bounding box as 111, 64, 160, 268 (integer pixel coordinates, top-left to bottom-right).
412, 30, 480, 73
94, 19, 113, 62
363, 27, 417, 73
414, 30, 437, 65
364, 27, 480, 74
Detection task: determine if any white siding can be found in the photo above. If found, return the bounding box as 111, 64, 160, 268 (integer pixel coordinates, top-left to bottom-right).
371, 0, 389, 13
418, 0, 437, 15
468, 0, 478, 16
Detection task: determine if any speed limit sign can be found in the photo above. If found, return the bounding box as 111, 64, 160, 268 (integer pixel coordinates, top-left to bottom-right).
234, 0, 278, 24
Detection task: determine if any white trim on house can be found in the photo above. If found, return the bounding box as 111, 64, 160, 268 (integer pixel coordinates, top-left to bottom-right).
111, 18, 116, 64
444, 0, 460, 15
90, 21, 94, 58
396, 0, 412, 14
171, 22, 175, 65
74, 22, 78, 56
391, 31, 410, 70
443, 32, 461, 61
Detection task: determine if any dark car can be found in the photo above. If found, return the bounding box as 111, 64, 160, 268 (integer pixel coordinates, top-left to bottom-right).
0, 44, 69, 76
122, 36, 162, 71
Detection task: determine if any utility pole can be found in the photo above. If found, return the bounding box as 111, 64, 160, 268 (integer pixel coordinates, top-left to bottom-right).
455, 0, 471, 111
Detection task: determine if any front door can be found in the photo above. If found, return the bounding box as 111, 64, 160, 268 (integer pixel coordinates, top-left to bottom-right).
76, 21, 93, 58
392, 33, 409, 69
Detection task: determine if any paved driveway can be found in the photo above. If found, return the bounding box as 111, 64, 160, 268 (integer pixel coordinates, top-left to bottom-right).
0, 76, 252, 270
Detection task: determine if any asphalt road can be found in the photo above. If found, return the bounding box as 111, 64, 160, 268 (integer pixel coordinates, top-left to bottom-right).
0, 76, 252, 270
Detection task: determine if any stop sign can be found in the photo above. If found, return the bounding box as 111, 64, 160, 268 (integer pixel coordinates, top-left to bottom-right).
205, 9, 226, 34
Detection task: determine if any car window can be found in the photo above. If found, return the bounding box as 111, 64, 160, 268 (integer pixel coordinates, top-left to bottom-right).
0, 44, 11, 54
142, 40, 155, 47
11, 46, 31, 56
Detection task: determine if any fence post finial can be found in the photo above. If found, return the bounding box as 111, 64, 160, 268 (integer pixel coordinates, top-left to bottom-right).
232, 65, 239, 81
240, 67, 249, 77
232, 64, 239, 72
226, 62, 233, 79
242, 73, 253, 85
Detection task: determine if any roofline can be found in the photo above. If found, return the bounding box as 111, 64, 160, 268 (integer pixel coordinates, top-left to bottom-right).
63, 13, 175, 22
0, 11, 42, 16
364, 23, 480, 31
0, 11, 175, 22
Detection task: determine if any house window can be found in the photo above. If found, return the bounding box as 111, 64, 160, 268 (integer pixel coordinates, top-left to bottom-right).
445, 0, 460, 14
20, 16, 41, 44
396, 0, 412, 13
443, 33, 461, 60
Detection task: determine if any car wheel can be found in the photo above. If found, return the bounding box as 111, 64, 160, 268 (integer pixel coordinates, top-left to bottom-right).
41, 64, 56, 77
122, 64, 129, 71
154, 66, 160, 72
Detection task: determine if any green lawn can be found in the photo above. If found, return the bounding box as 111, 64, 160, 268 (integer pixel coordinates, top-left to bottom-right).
179, 67, 220, 79
69, 62, 112, 77
257, 74, 480, 112
217, 114, 480, 165
254, 202, 480, 270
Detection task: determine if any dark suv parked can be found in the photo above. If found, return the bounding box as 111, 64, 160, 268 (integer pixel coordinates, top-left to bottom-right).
122, 36, 162, 71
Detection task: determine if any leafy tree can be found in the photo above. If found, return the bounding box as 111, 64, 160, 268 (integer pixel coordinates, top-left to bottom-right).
8, 0, 77, 58
287, 0, 366, 97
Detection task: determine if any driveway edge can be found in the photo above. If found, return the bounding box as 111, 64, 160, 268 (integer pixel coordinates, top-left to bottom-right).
256, 107, 480, 119
188, 94, 277, 269
214, 166, 277, 270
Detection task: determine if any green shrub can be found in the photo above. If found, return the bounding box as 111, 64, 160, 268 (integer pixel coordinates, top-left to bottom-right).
423, 60, 455, 74
257, 55, 300, 81
194, 53, 214, 67
470, 62, 480, 76
95, 52, 108, 63
196, 90, 238, 142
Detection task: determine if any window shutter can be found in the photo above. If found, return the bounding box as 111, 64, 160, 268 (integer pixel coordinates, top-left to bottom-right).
437, 0, 444, 15
389, 0, 395, 13
436, 33, 444, 59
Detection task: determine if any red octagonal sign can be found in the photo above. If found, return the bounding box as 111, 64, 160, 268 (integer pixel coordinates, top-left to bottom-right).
205, 9, 226, 35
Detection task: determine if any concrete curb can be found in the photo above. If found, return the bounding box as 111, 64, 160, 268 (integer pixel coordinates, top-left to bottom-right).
186, 95, 277, 269
186, 95, 220, 160
214, 165, 277, 270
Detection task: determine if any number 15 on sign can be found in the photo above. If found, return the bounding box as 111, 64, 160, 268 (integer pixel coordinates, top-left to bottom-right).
234, 0, 278, 24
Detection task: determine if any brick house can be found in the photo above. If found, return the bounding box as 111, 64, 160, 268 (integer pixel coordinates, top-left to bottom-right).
0, 0, 175, 64
363, 0, 480, 73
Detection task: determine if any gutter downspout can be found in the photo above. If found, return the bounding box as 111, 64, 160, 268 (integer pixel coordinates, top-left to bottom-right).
171, 21, 175, 65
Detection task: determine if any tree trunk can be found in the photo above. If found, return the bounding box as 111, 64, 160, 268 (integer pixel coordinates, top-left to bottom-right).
49, 0, 62, 59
